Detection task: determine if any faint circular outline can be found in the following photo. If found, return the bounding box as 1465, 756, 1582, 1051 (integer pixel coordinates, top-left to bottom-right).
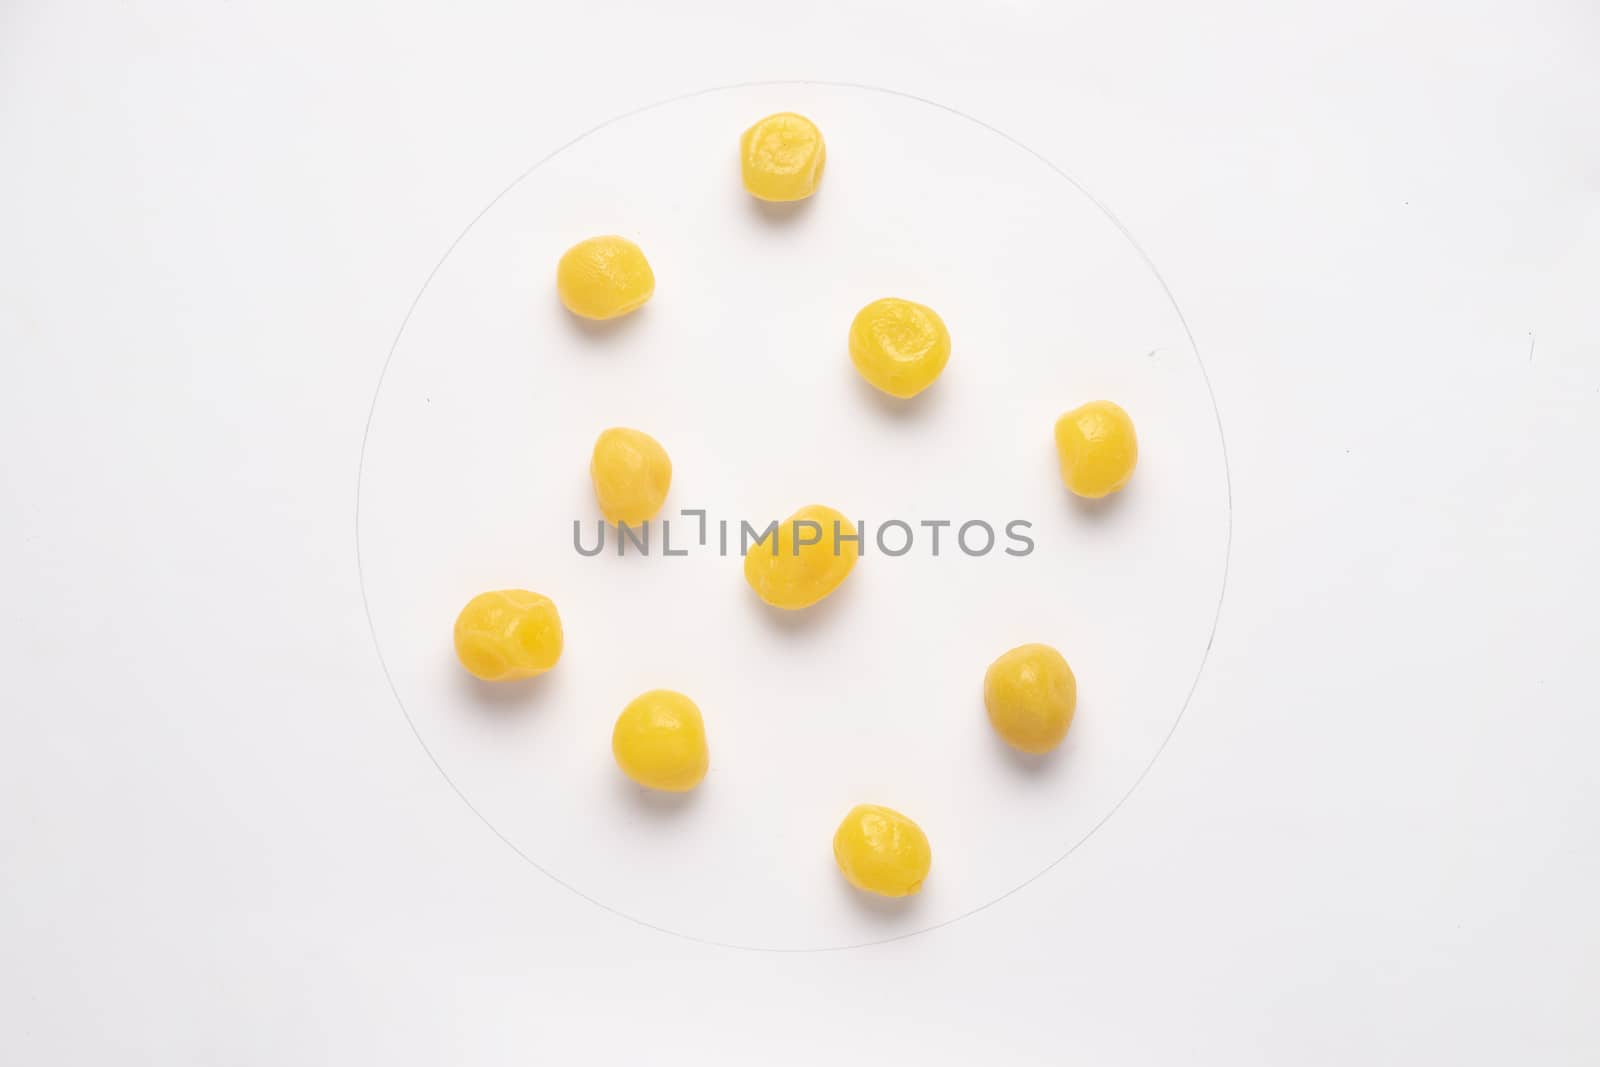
355, 79, 1233, 953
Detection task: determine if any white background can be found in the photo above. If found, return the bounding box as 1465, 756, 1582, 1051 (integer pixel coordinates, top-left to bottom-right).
2, 0, 1596, 1061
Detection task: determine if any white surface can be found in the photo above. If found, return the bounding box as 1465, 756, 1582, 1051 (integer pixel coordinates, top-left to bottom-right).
358, 82, 1228, 949
2, 0, 1597, 1062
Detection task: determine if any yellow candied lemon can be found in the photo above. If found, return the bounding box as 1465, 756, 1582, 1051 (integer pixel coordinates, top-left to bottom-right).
743, 504, 859, 610
983, 643, 1077, 754
556, 235, 655, 320
848, 298, 951, 399
1055, 400, 1138, 498
590, 427, 672, 526
832, 804, 932, 898
740, 112, 827, 202
612, 689, 709, 793
453, 589, 563, 682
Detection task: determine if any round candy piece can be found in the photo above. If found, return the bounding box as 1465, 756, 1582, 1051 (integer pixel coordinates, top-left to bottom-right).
1054, 400, 1138, 498
743, 504, 859, 610
832, 804, 932, 898
453, 589, 563, 681
740, 112, 827, 202
591, 427, 672, 526
983, 643, 1077, 754
848, 298, 951, 399
556, 235, 655, 320
612, 689, 709, 793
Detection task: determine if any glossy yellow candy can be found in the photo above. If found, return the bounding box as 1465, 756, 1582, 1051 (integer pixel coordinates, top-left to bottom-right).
612, 689, 709, 792
833, 804, 931, 897
453, 590, 563, 681
1055, 400, 1138, 498
556, 235, 655, 320
591, 427, 672, 526
743, 504, 859, 610
740, 112, 826, 202
849, 298, 951, 399
984, 643, 1077, 754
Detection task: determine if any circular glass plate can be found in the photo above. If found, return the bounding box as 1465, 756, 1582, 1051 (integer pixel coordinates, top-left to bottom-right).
358, 82, 1229, 950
